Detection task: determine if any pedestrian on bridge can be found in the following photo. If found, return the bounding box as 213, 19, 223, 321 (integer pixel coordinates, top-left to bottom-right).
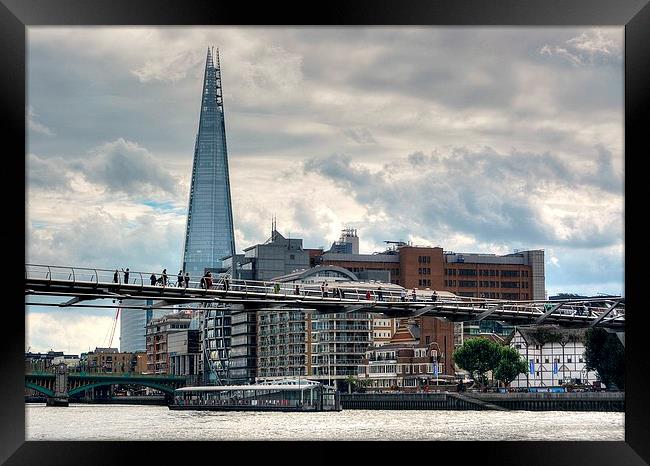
205, 271, 213, 289
162, 269, 168, 286
177, 270, 183, 287
122, 268, 130, 284
411, 289, 417, 302
365, 290, 372, 301
184, 272, 190, 288
400, 289, 407, 302
224, 276, 230, 291
113, 270, 119, 283
432, 291, 438, 302
320, 282, 326, 297
294, 284, 300, 295
273, 283, 281, 294
377, 286, 384, 301
150, 273, 157, 286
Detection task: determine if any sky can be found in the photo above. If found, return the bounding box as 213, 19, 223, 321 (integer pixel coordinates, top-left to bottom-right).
25, 27, 624, 355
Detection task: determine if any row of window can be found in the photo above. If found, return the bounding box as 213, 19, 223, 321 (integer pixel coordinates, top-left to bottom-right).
445, 280, 530, 290
418, 256, 432, 264
445, 268, 531, 277
418, 279, 432, 287
418, 267, 431, 275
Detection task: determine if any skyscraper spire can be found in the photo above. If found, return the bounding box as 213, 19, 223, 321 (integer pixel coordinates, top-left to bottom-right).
181, 47, 236, 281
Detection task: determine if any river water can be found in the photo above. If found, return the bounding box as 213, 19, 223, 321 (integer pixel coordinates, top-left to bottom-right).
25, 404, 624, 441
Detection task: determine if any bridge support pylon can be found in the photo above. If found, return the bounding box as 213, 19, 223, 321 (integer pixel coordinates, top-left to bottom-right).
46, 363, 69, 407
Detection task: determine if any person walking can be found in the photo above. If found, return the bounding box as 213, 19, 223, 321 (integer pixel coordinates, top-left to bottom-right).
294, 284, 300, 295
365, 290, 372, 301
432, 291, 438, 302
161, 269, 168, 287
205, 271, 213, 289
400, 289, 407, 302
320, 282, 326, 298
273, 283, 280, 294
177, 270, 183, 287
122, 268, 130, 284
184, 272, 190, 288
113, 269, 119, 284
411, 288, 417, 302
339, 288, 345, 300
377, 286, 383, 301
324, 282, 329, 298
150, 273, 157, 286
223, 276, 230, 291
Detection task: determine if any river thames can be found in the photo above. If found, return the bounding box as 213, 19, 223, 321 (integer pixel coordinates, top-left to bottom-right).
25, 404, 624, 441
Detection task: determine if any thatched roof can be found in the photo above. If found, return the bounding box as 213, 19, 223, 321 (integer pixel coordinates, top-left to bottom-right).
510, 325, 587, 346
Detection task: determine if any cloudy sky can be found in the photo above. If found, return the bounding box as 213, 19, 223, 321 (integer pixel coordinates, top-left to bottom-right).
26, 27, 624, 354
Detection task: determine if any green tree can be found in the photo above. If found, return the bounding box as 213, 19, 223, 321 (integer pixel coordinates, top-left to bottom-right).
452, 337, 502, 387
584, 328, 624, 390
494, 346, 528, 387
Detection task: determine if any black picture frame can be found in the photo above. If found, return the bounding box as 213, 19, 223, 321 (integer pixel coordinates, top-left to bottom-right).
2, 0, 648, 464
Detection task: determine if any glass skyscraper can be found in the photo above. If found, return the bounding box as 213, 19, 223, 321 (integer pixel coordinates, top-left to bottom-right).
181, 47, 236, 281
181, 48, 236, 384
119, 300, 168, 353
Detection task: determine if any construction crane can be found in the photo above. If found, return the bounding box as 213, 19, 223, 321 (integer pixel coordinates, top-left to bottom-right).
106, 307, 120, 349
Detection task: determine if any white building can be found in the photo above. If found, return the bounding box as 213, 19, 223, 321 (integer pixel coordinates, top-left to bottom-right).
507, 326, 600, 388
51, 354, 80, 368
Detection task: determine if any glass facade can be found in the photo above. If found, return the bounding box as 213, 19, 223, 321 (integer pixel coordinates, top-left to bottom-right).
181, 47, 236, 281
119, 299, 167, 353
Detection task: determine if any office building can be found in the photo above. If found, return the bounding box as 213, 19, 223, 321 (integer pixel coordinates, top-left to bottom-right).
119, 299, 168, 353
181, 46, 236, 280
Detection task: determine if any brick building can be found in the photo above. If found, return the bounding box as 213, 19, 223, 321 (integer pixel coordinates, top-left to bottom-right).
319, 236, 545, 300
358, 316, 455, 391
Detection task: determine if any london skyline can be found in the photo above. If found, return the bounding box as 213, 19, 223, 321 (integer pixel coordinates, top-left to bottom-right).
26, 27, 624, 354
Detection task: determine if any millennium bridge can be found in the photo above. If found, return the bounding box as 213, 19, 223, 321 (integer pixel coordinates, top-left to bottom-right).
25, 264, 625, 329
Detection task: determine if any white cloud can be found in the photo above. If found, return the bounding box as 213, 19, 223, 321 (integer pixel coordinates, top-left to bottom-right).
27, 311, 119, 355
131, 49, 204, 83
539, 29, 622, 66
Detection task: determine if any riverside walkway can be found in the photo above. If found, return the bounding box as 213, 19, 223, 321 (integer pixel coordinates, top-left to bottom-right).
25, 264, 625, 329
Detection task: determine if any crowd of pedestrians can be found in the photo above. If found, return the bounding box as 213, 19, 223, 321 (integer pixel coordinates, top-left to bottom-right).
112, 267, 443, 303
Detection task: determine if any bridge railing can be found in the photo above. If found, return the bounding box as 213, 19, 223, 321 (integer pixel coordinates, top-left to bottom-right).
25, 263, 624, 322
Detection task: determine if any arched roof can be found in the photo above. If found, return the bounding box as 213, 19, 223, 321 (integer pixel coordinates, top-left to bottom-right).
273, 265, 358, 283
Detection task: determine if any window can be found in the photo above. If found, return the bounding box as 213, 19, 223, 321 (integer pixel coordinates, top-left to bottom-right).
567, 357, 572, 363
545, 358, 549, 363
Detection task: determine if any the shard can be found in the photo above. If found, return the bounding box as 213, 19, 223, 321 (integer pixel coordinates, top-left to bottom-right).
181, 47, 236, 281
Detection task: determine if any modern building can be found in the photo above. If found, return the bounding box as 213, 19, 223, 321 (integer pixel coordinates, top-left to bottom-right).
180, 47, 237, 383
168, 329, 201, 379
254, 265, 383, 389
507, 326, 599, 388
228, 306, 257, 384
326, 228, 360, 254
145, 311, 193, 374
181, 46, 236, 280
223, 228, 310, 281
257, 308, 373, 390
119, 299, 168, 353
199, 305, 232, 384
